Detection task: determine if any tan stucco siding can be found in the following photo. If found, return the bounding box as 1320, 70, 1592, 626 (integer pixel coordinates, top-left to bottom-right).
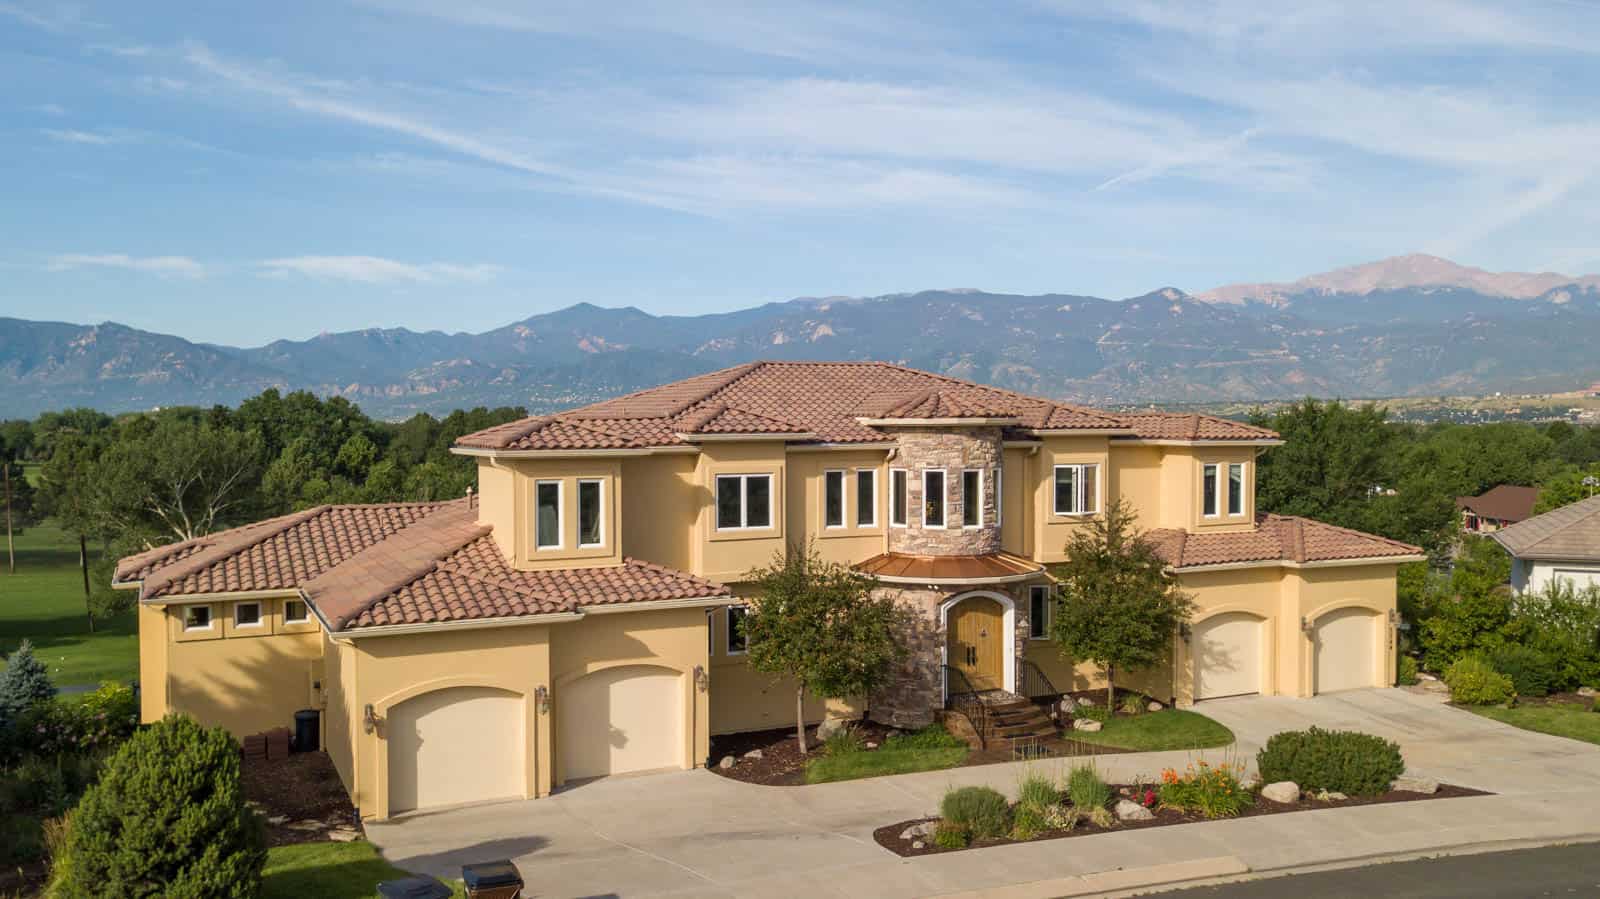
1185, 446, 1258, 533
161, 602, 324, 740
696, 441, 789, 583
323, 633, 356, 800
476, 460, 516, 561
1031, 436, 1111, 563
707, 600, 860, 734
788, 450, 888, 567
1023, 640, 1174, 702
137, 602, 168, 724
1108, 444, 1164, 531
620, 454, 697, 571
1295, 563, 1399, 694
999, 447, 1029, 555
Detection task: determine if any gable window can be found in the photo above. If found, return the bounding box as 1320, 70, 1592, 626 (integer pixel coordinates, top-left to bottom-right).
183, 604, 212, 631
233, 601, 262, 628
1028, 585, 1052, 639
923, 469, 946, 528
1053, 464, 1100, 515
726, 605, 748, 655
535, 480, 562, 549
716, 474, 772, 530
824, 470, 846, 528
283, 599, 309, 624
1227, 463, 1245, 516
890, 468, 908, 527
1202, 464, 1220, 518
578, 479, 604, 547
856, 469, 877, 527
962, 469, 983, 528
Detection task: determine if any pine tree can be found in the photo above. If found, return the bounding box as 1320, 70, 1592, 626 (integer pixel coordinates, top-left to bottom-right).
0, 639, 55, 724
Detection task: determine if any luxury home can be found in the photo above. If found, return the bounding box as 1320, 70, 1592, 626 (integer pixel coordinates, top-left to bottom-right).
116, 362, 1421, 821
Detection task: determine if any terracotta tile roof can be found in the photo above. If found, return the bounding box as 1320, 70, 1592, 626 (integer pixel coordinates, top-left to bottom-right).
455, 361, 1269, 452
855, 551, 1044, 583
1491, 494, 1600, 561
1456, 485, 1540, 524
1147, 514, 1422, 569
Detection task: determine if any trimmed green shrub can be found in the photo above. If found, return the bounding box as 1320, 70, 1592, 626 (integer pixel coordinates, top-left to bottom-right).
1419, 589, 1512, 671
1065, 762, 1112, 810
1015, 772, 1058, 813
54, 715, 266, 898
1397, 655, 1419, 686
933, 821, 968, 849
1255, 727, 1405, 797
939, 786, 1009, 841
1488, 644, 1557, 698
1445, 655, 1516, 706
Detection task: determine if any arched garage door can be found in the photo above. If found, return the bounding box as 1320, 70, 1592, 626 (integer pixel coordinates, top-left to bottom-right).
559, 665, 684, 781
1314, 608, 1381, 694
1194, 612, 1263, 700
389, 686, 525, 815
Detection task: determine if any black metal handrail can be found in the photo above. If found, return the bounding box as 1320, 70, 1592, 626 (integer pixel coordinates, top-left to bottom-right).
1021, 659, 1060, 700
942, 664, 990, 749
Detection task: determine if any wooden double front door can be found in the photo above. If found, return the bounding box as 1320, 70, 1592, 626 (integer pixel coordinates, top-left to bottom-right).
947, 597, 1005, 692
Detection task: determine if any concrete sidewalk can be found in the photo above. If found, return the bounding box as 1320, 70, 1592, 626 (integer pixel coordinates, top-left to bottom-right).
365, 689, 1600, 898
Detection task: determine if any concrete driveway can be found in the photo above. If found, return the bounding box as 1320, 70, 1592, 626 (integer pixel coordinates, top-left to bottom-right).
365, 689, 1600, 898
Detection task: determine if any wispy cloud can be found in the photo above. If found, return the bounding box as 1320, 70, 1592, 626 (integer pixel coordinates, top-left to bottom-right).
258, 256, 503, 284
0, 1, 101, 31
46, 254, 206, 278
41, 128, 127, 145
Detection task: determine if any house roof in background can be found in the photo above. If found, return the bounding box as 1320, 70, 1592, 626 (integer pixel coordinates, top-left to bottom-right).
1455, 484, 1540, 523
1147, 514, 1423, 569
1491, 494, 1600, 561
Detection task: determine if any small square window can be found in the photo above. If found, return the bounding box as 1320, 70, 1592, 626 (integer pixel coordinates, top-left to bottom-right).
726, 605, 749, 655
183, 605, 212, 631
234, 601, 262, 628
283, 600, 309, 623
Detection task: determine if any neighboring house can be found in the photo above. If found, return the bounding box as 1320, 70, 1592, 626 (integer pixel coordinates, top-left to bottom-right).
1491, 494, 1600, 593
115, 362, 1422, 821
1456, 485, 1539, 535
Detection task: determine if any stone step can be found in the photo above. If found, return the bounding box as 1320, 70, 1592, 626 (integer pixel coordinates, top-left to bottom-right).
990, 720, 1057, 739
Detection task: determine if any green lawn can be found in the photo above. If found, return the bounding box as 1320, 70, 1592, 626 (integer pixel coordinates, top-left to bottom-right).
264, 842, 465, 899
1067, 709, 1235, 752
0, 519, 138, 688
805, 725, 971, 784
1469, 703, 1600, 746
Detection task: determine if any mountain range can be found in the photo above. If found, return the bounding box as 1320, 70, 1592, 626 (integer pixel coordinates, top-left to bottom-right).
5, 253, 1600, 419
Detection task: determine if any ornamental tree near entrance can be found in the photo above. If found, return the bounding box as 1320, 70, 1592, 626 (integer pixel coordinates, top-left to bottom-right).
1049, 498, 1195, 708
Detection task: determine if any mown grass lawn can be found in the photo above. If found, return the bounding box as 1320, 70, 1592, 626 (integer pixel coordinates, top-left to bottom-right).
805, 725, 970, 784
1067, 709, 1235, 752
263, 842, 465, 899
0, 519, 138, 688
1469, 703, 1600, 746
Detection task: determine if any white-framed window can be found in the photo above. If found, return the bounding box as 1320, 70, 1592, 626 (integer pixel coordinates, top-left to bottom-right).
994, 468, 1003, 527
535, 479, 563, 549
577, 478, 605, 547
923, 469, 947, 528
856, 468, 877, 528
283, 599, 309, 624
183, 604, 212, 631
233, 601, 263, 629
1202, 464, 1220, 518
961, 469, 983, 528
726, 605, 748, 655
1028, 585, 1052, 639
823, 469, 846, 529
716, 474, 773, 530
890, 468, 908, 527
1053, 464, 1100, 515
1227, 463, 1245, 516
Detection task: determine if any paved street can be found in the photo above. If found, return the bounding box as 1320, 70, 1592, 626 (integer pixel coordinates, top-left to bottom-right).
366, 689, 1600, 898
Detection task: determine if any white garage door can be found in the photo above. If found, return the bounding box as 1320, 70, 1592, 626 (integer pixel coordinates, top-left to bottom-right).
1194, 612, 1263, 700
1314, 608, 1380, 694
389, 686, 525, 815
559, 665, 683, 781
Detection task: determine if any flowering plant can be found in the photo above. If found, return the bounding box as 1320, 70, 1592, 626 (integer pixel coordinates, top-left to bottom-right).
1156, 758, 1253, 819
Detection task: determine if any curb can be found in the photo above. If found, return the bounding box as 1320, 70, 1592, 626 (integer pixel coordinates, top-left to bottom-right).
928, 856, 1251, 899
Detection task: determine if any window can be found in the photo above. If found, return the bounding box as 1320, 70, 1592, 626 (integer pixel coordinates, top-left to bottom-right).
1227, 463, 1245, 516
716, 474, 772, 530
923, 469, 946, 528
535, 480, 562, 548
962, 469, 983, 528
856, 469, 877, 527
578, 479, 604, 547
994, 468, 1003, 526
183, 604, 212, 631
283, 599, 308, 624
1202, 464, 1219, 518
1053, 464, 1100, 515
1028, 585, 1052, 639
890, 468, 908, 527
233, 601, 262, 628
726, 605, 748, 654
823, 470, 845, 528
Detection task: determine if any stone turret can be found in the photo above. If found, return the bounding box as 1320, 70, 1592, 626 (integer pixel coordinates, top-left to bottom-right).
887, 426, 1002, 556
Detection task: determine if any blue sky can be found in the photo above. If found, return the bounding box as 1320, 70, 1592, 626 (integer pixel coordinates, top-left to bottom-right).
4, 1, 1600, 344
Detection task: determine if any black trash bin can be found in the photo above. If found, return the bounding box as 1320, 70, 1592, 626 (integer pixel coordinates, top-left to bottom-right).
293, 708, 320, 753
376, 875, 452, 899
462, 859, 523, 899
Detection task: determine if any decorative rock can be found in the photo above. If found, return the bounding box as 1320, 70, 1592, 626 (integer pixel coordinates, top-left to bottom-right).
1315, 790, 1348, 802
865, 742, 879, 749
912, 841, 925, 850
1260, 781, 1300, 804
900, 821, 935, 841
1147, 701, 1164, 712
1114, 799, 1154, 821
743, 749, 765, 760
286, 820, 326, 832
1579, 686, 1597, 697
1072, 718, 1103, 732
718, 755, 736, 770
1391, 775, 1439, 794
1059, 697, 1079, 716
1078, 695, 1096, 707
1417, 672, 1439, 682
266, 815, 289, 826
327, 828, 362, 842
816, 717, 849, 740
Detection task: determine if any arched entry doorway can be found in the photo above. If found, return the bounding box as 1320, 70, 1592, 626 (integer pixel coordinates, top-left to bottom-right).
941, 591, 1017, 695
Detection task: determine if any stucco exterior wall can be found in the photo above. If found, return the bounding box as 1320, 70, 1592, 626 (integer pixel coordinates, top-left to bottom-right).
137, 601, 168, 724
158, 599, 324, 739
621, 453, 698, 571
695, 441, 789, 583
1109, 444, 1165, 532
1032, 436, 1110, 563
323, 633, 356, 798
787, 449, 888, 567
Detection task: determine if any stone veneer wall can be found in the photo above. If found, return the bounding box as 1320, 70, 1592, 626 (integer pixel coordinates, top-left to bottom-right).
887, 427, 1002, 556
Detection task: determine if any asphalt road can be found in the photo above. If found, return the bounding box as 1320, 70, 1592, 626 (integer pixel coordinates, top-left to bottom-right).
1155, 843, 1600, 898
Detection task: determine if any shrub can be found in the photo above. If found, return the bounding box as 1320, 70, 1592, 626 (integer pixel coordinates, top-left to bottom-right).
1075, 703, 1111, 723
1014, 772, 1058, 813
933, 821, 968, 849
1511, 583, 1600, 691
1086, 806, 1114, 828
0, 640, 55, 723
1419, 589, 1513, 671
939, 786, 1009, 841
1444, 655, 1516, 706
22, 684, 139, 758
1488, 644, 1557, 698
1010, 803, 1048, 840
823, 724, 863, 756
1065, 762, 1112, 810
1119, 693, 1146, 716
1157, 760, 1253, 818
1255, 727, 1405, 797
1397, 655, 1419, 686
55, 715, 266, 897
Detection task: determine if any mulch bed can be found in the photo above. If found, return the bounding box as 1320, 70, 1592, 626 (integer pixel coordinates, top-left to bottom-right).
874, 782, 1490, 857
241, 749, 360, 847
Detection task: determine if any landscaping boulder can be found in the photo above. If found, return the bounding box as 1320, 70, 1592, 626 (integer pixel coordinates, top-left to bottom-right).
1417, 672, 1439, 682
1314, 790, 1348, 802
1391, 775, 1439, 795
718, 755, 736, 770
1114, 799, 1154, 821
1261, 781, 1300, 804
1147, 701, 1164, 712
1058, 697, 1079, 716
900, 821, 935, 841
1078, 695, 1096, 707
865, 742, 879, 750
266, 815, 289, 826
816, 717, 849, 740
327, 828, 361, 842
912, 841, 925, 850
743, 749, 764, 760
1579, 686, 1596, 698
1071, 718, 1103, 732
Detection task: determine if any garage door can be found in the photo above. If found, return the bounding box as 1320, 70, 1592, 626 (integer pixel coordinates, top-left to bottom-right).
1194, 612, 1262, 700
389, 686, 525, 815
1314, 608, 1380, 694
559, 665, 683, 781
